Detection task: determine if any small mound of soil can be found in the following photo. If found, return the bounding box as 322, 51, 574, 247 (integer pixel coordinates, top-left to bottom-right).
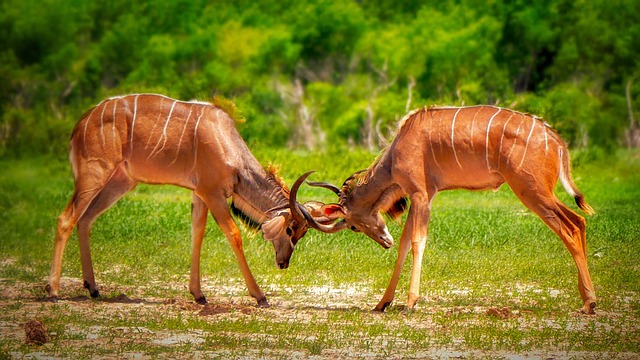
486, 306, 514, 319
199, 304, 231, 316
24, 320, 48, 345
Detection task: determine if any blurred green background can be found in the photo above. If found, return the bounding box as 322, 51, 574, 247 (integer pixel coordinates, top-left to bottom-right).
1, 0, 639, 157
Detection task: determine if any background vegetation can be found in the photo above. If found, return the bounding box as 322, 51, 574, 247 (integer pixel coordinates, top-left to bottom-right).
1, 0, 639, 157
1, 1, 639, 357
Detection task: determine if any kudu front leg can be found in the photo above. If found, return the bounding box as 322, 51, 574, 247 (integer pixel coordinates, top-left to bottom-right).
405, 193, 431, 311
374, 192, 432, 313
203, 193, 269, 307
373, 213, 413, 312
190, 194, 208, 304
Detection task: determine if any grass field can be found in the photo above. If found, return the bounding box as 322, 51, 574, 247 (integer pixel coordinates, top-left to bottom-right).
1, 148, 639, 359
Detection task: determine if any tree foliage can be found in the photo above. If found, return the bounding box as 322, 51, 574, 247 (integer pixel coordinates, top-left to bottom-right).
1, 0, 638, 156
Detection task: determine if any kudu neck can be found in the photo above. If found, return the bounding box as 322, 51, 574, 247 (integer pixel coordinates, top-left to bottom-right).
348, 152, 395, 207
232, 157, 290, 226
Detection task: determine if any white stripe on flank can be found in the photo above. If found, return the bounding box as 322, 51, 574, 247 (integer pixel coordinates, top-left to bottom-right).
112, 98, 118, 146
517, 116, 536, 170
171, 103, 195, 165
148, 100, 177, 158
505, 115, 525, 166
543, 125, 548, 155
192, 106, 206, 170
99, 101, 108, 147
83, 105, 100, 145
485, 108, 501, 170
469, 107, 482, 151
130, 94, 139, 152
451, 108, 463, 168
427, 111, 441, 169
496, 113, 515, 169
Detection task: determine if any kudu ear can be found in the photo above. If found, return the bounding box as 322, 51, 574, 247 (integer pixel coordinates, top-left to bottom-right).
321, 204, 346, 219
261, 213, 287, 242
302, 201, 326, 217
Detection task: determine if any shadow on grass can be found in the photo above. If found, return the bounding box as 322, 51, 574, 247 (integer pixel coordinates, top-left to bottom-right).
36, 293, 164, 305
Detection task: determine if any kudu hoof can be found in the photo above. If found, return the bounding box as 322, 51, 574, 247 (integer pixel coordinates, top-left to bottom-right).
372, 301, 391, 313
83, 281, 100, 298
257, 298, 270, 308
195, 296, 208, 305
44, 284, 58, 302
401, 306, 415, 316
581, 300, 597, 315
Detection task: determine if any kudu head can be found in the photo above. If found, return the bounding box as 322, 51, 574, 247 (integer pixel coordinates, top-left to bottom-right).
304, 172, 406, 249
261, 171, 347, 269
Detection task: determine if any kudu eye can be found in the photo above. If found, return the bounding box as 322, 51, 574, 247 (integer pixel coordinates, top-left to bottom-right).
350, 226, 358, 231
286, 227, 293, 236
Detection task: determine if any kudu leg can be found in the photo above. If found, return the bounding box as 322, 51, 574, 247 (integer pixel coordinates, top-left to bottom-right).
405, 192, 432, 311
373, 219, 412, 312
76, 168, 137, 298
190, 194, 208, 304
512, 187, 596, 314
201, 193, 268, 307
47, 170, 116, 299
554, 199, 596, 313
374, 192, 432, 312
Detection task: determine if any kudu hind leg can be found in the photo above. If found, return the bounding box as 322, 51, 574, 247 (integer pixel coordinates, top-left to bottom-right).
511, 186, 596, 314
189, 194, 208, 304
555, 199, 596, 312
76, 168, 137, 298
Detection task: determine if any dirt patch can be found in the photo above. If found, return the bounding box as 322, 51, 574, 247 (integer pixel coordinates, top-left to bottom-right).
23, 320, 47, 345
101, 293, 147, 304
1, 279, 638, 359
198, 303, 231, 316
486, 306, 517, 319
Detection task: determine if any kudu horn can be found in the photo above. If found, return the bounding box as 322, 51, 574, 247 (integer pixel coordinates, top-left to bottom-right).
290, 172, 346, 233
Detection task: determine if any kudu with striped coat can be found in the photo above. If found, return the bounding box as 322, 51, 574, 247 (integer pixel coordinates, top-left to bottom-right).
308, 106, 597, 314
46, 94, 326, 306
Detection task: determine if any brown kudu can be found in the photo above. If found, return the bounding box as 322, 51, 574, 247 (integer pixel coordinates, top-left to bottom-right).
46, 93, 327, 306
306, 105, 597, 314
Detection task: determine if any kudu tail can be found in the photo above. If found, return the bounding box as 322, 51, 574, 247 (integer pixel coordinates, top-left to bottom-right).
558, 148, 595, 215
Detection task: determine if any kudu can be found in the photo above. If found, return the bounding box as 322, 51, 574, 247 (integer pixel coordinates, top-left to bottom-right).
46, 93, 327, 306
307, 106, 597, 314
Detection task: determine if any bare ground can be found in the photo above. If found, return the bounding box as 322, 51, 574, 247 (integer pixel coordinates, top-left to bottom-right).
1, 277, 638, 359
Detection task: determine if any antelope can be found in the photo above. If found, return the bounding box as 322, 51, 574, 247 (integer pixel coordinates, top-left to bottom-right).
306, 105, 597, 314
46, 93, 328, 306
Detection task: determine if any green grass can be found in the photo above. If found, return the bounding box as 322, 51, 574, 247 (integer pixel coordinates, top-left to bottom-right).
1, 148, 639, 358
